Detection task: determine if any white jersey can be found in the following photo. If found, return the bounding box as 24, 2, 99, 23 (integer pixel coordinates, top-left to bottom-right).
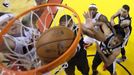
4, 27, 40, 55
84, 36, 96, 43
0, 13, 14, 25
92, 13, 101, 24
0, 13, 41, 69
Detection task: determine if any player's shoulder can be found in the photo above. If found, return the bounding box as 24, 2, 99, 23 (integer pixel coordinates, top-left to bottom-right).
98, 14, 108, 22
99, 14, 107, 19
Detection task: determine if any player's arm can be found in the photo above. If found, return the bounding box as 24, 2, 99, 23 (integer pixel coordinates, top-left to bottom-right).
99, 15, 116, 34
0, 13, 14, 25
121, 19, 131, 39
82, 12, 106, 41
96, 42, 120, 66
99, 15, 113, 29
121, 26, 131, 47
82, 24, 106, 42
110, 10, 121, 26
124, 27, 131, 39
82, 24, 95, 38
0, 37, 15, 53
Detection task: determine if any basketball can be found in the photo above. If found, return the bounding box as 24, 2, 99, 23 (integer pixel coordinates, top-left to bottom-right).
36, 26, 75, 63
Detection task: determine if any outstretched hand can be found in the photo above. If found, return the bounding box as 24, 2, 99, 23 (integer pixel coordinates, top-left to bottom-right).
83, 11, 92, 19
83, 11, 94, 29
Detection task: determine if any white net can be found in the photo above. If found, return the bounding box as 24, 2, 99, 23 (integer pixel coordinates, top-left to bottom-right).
0, 4, 80, 75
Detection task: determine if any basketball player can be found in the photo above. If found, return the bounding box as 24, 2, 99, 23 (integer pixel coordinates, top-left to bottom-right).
0, 12, 40, 70
59, 15, 89, 75
82, 5, 125, 75
0, 12, 16, 52
83, 4, 102, 49
110, 4, 132, 61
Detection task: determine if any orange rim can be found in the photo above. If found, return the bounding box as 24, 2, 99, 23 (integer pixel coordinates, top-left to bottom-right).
0, 3, 82, 75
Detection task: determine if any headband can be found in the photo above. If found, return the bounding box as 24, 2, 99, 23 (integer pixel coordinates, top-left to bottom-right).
89, 4, 97, 9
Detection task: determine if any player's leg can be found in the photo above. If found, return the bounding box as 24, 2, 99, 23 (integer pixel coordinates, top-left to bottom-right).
121, 47, 126, 60
76, 49, 89, 75
92, 52, 102, 75
106, 61, 116, 75
64, 56, 76, 75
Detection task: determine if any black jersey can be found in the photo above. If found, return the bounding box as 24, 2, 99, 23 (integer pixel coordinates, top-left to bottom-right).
100, 33, 123, 56
117, 14, 132, 47
118, 14, 132, 34
72, 25, 84, 51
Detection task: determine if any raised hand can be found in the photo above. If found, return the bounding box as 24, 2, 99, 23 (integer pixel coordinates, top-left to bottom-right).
83, 11, 93, 19
83, 11, 93, 29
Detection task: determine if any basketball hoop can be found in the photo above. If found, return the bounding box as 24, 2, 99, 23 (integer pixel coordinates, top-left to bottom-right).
0, 3, 82, 75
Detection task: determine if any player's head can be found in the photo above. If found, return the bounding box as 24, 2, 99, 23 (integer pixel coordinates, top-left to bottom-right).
0, 14, 21, 36
108, 29, 125, 48
8, 20, 22, 36
109, 34, 123, 48
88, 4, 97, 17
0, 21, 22, 37
120, 4, 130, 17
59, 14, 73, 29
